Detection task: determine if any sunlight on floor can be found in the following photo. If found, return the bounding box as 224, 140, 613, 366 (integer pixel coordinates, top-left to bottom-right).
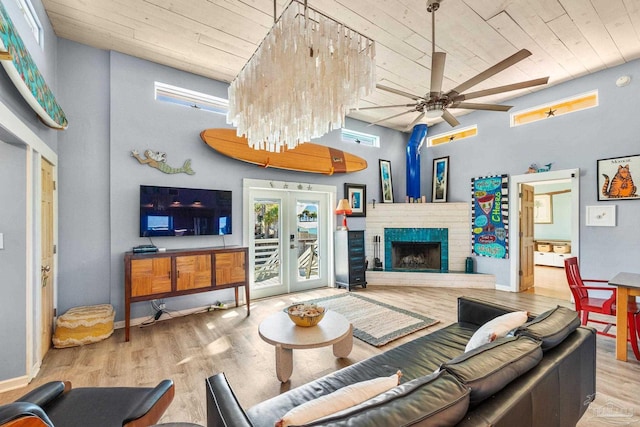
222, 311, 239, 319
205, 336, 232, 355
176, 356, 195, 365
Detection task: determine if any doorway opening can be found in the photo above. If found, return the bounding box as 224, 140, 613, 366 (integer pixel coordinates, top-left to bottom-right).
509, 168, 579, 297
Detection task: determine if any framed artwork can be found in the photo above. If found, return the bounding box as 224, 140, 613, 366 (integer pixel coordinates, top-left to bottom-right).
344, 183, 366, 217
597, 154, 640, 201
379, 159, 394, 203
533, 194, 553, 224
586, 205, 616, 227
432, 156, 449, 202
471, 174, 509, 259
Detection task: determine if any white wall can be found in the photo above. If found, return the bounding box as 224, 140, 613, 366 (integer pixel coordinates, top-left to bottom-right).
0, 141, 27, 381
55, 40, 111, 312
425, 60, 640, 284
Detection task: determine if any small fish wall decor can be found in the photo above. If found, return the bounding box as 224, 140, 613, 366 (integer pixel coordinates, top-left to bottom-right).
131, 149, 195, 175
526, 163, 552, 174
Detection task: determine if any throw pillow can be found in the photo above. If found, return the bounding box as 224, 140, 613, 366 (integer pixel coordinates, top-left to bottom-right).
302, 370, 470, 427
275, 371, 402, 427
465, 310, 528, 352
516, 305, 580, 350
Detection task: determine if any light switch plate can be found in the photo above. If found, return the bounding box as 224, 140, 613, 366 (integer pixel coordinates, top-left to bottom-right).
0, 233, 3, 249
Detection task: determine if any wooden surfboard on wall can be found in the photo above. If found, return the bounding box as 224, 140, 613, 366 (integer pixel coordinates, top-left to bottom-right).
0, 2, 68, 129
201, 128, 367, 175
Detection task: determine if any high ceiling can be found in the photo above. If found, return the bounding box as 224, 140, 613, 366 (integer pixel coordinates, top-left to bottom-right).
41, 0, 640, 131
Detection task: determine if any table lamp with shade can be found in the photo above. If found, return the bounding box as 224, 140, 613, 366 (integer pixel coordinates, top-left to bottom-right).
335, 199, 352, 230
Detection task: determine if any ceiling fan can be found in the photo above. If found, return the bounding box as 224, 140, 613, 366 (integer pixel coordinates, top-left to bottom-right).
360, 0, 550, 128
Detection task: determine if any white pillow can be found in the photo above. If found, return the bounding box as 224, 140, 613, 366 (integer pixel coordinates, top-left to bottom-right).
275, 371, 402, 427
465, 311, 528, 352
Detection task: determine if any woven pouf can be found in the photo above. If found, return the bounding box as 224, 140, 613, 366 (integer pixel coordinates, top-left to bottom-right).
53, 304, 115, 348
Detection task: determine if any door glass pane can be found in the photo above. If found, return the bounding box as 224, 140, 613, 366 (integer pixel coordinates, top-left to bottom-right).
253, 199, 281, 287
296, 199, 319, 281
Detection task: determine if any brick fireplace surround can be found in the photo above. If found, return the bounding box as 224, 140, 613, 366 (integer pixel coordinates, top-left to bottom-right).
364, 202, 495, 288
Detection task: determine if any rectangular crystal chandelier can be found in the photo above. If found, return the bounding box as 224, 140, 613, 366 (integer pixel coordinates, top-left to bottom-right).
227, 0, 376, 152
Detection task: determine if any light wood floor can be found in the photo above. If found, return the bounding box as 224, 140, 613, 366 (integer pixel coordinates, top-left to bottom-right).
530, 265, 573, 300
1, 286, 639, 426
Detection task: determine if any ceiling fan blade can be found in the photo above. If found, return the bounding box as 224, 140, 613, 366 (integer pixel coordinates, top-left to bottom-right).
430, 52, 446, 97
442, 110, 460, 127
355, 104, 417, 111
406, 111, 426, 130
377, 84, 422, 100
446, 49, 532, 96
452, 77, 549, 102
452, 102, 512, 111
367, 109, 417, 127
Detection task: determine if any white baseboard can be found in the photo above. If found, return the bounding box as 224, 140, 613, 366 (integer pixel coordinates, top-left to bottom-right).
0, 375, 30, 394
495, 283, 512, 292
29, 361, 40, 382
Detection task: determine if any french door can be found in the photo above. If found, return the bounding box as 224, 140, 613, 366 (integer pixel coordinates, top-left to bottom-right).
245, 180, 333, 299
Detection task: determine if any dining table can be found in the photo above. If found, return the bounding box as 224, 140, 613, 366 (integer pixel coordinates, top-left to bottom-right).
608, 272, 640, 361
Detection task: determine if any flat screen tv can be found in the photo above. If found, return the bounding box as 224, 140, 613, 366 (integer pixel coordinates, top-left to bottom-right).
140, 185, 232, 237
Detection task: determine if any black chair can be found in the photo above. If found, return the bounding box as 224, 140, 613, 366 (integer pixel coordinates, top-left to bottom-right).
0, 379, 174, 427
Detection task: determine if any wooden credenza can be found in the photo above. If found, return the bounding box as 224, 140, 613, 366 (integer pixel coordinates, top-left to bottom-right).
124, 246, 249, 341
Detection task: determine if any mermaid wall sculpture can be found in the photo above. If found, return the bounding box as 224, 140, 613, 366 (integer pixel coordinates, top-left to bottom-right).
131, 149, 195, 175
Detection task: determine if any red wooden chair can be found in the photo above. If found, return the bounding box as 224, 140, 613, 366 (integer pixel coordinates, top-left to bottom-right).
564, 256, 640, 360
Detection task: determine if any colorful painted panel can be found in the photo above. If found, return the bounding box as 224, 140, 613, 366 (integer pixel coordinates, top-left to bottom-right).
471, 174, 509, 259
0, 2, 68, 129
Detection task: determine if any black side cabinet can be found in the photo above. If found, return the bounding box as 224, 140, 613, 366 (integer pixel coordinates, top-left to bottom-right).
335, 230, 367, 291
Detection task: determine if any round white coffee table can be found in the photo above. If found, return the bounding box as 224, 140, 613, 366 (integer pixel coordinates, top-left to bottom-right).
258, 310, 353, 382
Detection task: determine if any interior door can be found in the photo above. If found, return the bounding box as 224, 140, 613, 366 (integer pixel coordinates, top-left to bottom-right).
249, 188, 330, 299
519, 184, 535, 291
40, 158, 55, 359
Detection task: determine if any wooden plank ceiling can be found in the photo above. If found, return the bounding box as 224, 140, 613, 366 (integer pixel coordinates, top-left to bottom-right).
41, 0, 640, 131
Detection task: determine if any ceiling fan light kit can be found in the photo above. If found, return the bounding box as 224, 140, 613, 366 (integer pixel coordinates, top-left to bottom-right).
227, 0, 376, 152
425, 103, 444, 119
368, 0, 549, 128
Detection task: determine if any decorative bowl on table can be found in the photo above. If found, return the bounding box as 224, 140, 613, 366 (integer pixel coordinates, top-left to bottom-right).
286, 303, 326, 327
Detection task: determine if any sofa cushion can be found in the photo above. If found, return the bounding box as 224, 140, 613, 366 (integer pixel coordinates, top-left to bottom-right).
301, 370, 470, 427
515, 305, 580, 350
275, 371, 401, 427
442, 336, 542, 406
464, 311, 528, 352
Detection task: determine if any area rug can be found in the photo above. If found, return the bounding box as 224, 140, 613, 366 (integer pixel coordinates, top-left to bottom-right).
300, 293, 439, 347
